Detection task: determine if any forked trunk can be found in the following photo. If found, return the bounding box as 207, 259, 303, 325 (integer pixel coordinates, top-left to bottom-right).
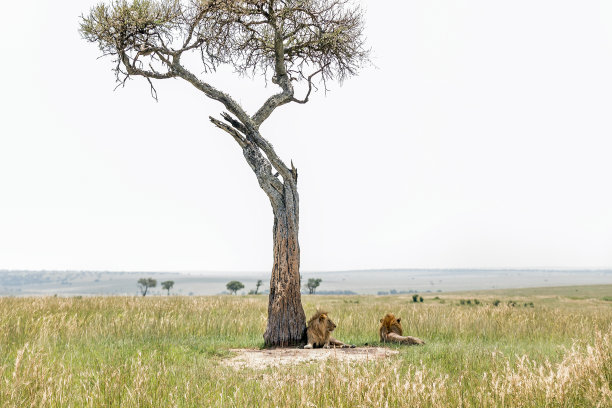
263, 183, 306, 347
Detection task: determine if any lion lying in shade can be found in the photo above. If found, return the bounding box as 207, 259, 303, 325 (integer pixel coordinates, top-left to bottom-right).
379, 313, 425, 345
304, 310, 355, 349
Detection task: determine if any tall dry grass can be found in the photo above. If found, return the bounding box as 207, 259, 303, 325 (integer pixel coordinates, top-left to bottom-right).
1, 294, 610, 407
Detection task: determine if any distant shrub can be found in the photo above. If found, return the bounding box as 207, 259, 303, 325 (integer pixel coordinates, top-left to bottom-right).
466, 299, 472, 305
602, 296, 612, 302
433, 296, 440, 300
507, 300, 517, 307
412, 294, 419, 303
524, 302, 534, 308
492, 299, 501, 306
419, 296, 424, 303
474, 299, 480, 305
226, 280, 245, 295
459, 299, 466, 305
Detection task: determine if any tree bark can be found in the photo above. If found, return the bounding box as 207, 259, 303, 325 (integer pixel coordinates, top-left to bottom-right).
210, 109, 306, 347
263, 182, 306, 347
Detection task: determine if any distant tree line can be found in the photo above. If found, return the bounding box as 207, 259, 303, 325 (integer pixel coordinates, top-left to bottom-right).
137, 278, 175, 296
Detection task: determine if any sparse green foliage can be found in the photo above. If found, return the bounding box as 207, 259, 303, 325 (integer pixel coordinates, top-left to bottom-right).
161, 280, 174, 295
306, 278, 322, 294
226, 281, 244, 295
458, 299, 483, 306
412, 294, 419, 303
419, 296, 424, 303
137, 277, 157, 296
79, 0, 369, 96
492, 299, 501, 306
80, 0, 180, 51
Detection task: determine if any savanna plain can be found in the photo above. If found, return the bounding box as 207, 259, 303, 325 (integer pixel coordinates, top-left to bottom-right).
1, 285, 611, 407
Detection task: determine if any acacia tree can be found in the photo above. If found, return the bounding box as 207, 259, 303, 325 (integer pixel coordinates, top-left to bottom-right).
161, 280, 175, 295
80, 0, 368, 346
254, 279, 263, 294
306, 278, 321, 294
226, 280, 245, 294
138, 277, 157, 296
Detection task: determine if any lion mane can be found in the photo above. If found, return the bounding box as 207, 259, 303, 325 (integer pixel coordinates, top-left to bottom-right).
379, 313, 425, 345
304, 310, 354, 349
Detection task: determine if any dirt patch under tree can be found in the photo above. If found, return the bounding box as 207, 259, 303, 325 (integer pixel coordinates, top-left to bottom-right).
224, 347, 399, 369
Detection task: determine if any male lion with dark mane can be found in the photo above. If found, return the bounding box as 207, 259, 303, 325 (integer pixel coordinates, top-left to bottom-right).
379, 313, 425, 345
304, 310, 355, 349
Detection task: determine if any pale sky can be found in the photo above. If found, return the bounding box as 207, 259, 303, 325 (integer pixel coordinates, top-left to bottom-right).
1, 1, 612, 272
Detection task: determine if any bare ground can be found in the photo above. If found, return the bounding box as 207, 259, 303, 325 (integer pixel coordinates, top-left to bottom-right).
223, 347, 399, 369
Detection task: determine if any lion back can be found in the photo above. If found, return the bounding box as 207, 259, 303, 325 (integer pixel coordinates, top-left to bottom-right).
379, 313, 403, 341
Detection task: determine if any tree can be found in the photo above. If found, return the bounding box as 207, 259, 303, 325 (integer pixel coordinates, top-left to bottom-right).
226, 280, 245, 295
306, 278, 322, 294
161, 280, 175, 295
138, 278, 157, 296
80, 0, 369, 347
254, 279, 263, 295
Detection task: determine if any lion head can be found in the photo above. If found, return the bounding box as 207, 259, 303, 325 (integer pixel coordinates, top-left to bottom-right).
379, 313, 403, 341
306, 310, 337, 347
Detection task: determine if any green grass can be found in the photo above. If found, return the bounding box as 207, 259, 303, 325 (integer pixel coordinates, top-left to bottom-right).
1, 286, 611, 407
448, 283, 612, 298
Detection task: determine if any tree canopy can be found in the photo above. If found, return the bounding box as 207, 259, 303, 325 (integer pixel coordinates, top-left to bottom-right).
161, 280, 175, 295
226, 280, 245, 294
80, 0, 368, 102
306, 278, 321, 294
138, 277, 157, 296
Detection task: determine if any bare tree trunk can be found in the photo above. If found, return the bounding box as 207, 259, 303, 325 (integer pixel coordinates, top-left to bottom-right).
208, 113, 306, 347
263, 182, 306, 347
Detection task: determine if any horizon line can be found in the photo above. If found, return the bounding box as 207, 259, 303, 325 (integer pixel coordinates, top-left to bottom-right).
1, 267, 611, 275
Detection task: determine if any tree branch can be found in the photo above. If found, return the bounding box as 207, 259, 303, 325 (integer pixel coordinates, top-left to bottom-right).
251, 23, 295, 127
81, 0, 370, 193
171, 60, 252, 127
210, 116, 284, 205
209, 116, 247, 148
220, 112, 294, 185
291, 64, 328, 104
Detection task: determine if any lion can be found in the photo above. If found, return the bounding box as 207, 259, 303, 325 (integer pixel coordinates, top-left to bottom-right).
303, 310, 355, 349
379, 313, 425, 345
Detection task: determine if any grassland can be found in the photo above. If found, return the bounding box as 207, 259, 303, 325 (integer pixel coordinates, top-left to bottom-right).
1, 285, 610, 407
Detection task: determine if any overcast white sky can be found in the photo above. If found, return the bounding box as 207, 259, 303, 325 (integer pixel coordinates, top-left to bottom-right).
1, 1, 611, 272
